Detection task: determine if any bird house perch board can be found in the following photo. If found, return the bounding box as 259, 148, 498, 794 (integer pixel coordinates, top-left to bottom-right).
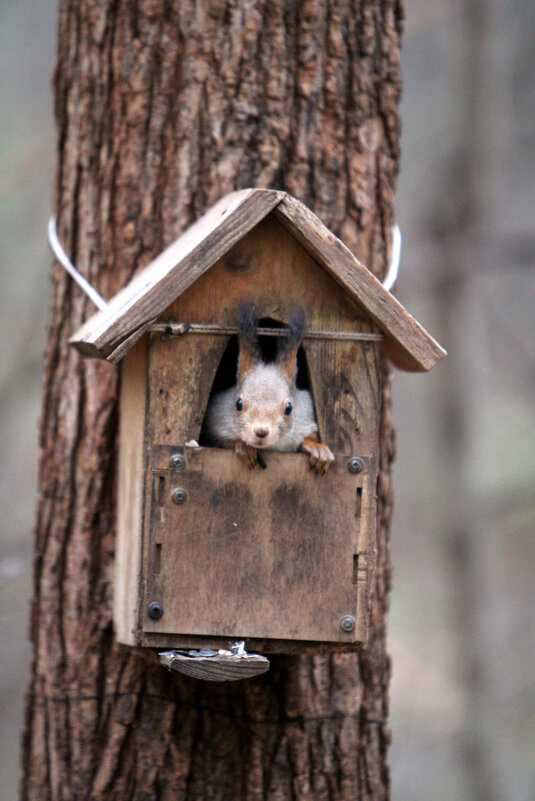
71, 189, 445, 654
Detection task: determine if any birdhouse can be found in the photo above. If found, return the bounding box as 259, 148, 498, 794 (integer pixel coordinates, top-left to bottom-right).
71, 189, 445, 655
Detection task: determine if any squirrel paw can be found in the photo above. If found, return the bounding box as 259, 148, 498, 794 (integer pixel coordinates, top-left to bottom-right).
300, 437, 335, 475
234, 440, 266, 469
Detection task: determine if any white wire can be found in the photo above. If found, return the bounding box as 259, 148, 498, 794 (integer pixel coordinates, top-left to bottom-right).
47, 216, 107, 310
382, 224, 401, 292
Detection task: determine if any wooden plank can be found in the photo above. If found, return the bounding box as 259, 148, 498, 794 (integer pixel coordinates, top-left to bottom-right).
142, 449, 368, 644
159, 651, 270, 681
146, 332, 229, 445
304, 338, 381, 454
273, 195, 447, 372
114, 339, 148, 645
70, 189, 285, 360
354, 470, 376, 643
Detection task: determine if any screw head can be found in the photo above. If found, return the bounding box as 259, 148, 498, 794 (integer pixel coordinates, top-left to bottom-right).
171, 487, 188, 505
148, 601, 164, 620
347, 456, 364, 474
340, 615, 356, 633
169, 454, 185, 470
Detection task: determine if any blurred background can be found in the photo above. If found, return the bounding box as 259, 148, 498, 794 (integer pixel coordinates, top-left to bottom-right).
1, 0, 533, 799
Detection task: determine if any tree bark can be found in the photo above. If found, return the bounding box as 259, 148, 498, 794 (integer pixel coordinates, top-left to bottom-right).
22, 1, 401, 799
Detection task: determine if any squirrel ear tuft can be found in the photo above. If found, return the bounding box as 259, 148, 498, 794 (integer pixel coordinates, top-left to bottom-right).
277, 307, 305, 384
236, 301, 260, 380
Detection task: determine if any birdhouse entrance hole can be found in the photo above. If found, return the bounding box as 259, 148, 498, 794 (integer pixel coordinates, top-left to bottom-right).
199, 317, 314, 448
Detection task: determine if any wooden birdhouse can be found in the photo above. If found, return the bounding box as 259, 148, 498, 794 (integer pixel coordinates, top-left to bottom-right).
71, 189, 445, 655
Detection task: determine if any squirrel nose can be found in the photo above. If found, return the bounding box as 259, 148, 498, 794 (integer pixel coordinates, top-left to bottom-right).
254, 427, 269, 439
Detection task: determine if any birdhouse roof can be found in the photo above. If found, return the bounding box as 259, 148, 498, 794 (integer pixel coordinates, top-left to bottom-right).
70, 189, 445, 371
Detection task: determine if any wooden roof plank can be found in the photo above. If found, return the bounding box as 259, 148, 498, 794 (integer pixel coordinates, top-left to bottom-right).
70, 189, 285, 359
273, 195, 446, 372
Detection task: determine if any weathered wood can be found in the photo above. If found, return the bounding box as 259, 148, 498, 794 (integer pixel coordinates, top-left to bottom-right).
274, 195, 447, 372
115, 339, 147, 645
304, 338, 381, 455
159, 651, 270, 682
70, 190, 284, 361
146, 333, 229, 446
141, 448, 372, 647
69, 192, 445, 373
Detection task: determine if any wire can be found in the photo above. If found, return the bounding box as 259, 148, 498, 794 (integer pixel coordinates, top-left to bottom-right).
151, 322, 384, 341
47, 217, 107, 310
382, 225, 401, 292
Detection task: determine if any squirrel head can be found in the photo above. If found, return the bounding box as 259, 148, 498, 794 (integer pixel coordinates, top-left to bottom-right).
234, 303, 305, 449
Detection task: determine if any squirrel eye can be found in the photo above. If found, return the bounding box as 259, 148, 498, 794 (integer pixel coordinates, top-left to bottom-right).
236, 397, 243, 412
284, 401, 292, 416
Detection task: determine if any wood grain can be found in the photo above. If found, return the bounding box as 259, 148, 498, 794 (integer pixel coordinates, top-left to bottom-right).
115, 339, 148, 645
143, 449, 369, 645
274, 195, 446, 371
159, 651, 270, 682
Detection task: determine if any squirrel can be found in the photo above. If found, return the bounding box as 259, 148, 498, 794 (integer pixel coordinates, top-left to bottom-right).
204, 303, 335, 474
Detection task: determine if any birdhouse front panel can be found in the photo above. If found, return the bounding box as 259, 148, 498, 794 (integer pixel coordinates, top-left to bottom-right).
142, 446, 375, 646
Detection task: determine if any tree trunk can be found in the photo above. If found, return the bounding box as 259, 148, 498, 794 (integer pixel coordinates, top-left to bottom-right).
22, 2, 401, 799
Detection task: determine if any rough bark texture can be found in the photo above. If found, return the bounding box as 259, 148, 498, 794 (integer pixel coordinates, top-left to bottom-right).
22, 1, 401, 799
